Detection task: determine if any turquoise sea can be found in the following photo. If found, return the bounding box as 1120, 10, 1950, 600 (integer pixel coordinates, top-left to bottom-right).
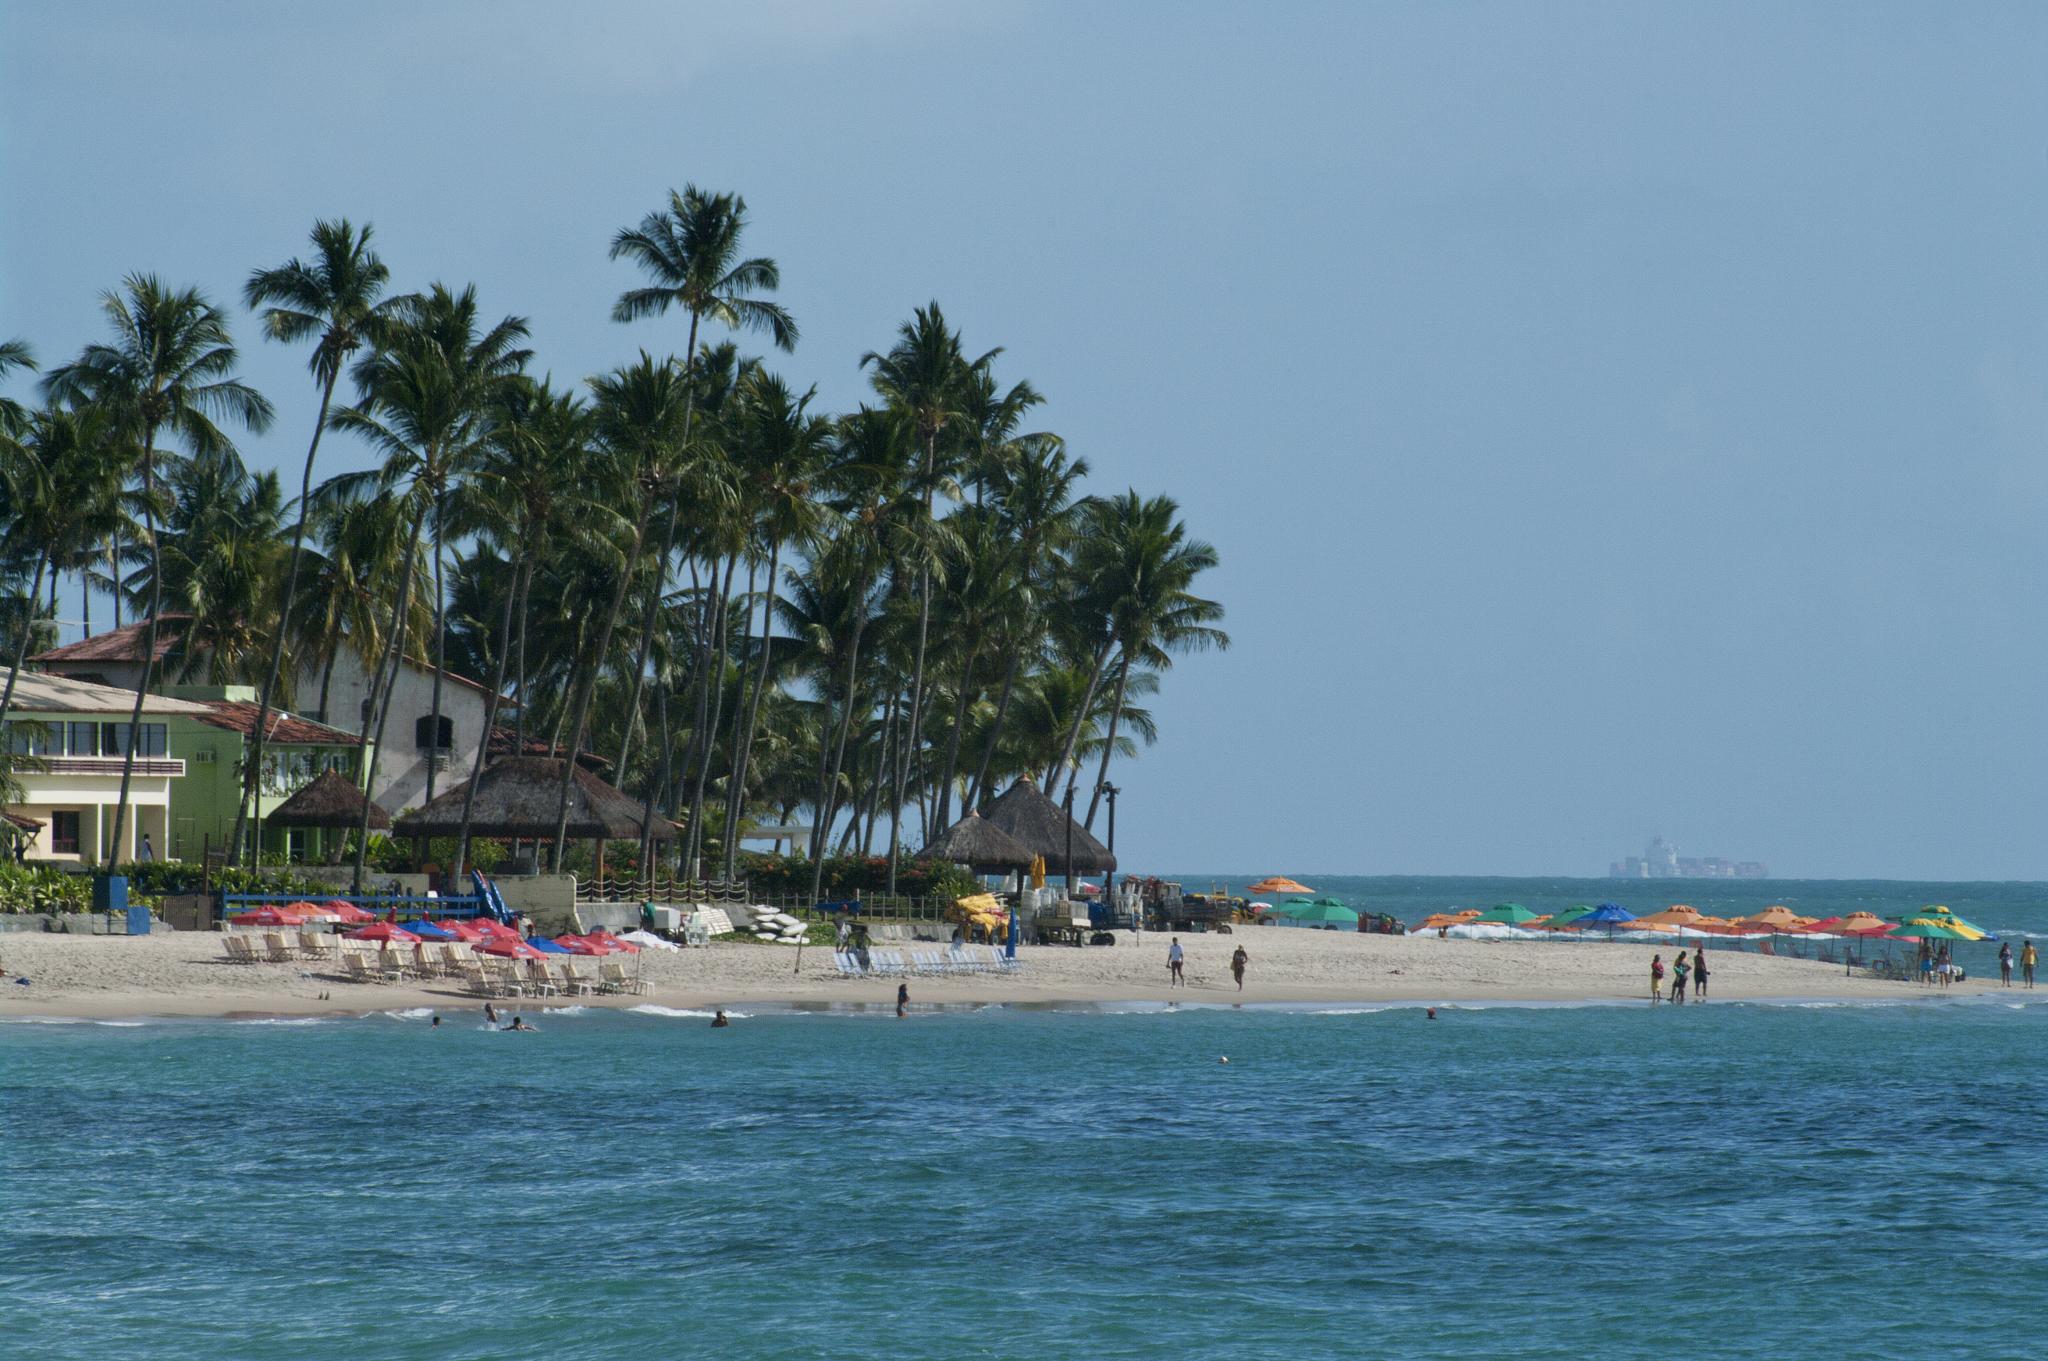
6, 878, 2048, 1360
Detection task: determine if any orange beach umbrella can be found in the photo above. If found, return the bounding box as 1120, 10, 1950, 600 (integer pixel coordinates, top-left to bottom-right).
1247, 877, 1315, 895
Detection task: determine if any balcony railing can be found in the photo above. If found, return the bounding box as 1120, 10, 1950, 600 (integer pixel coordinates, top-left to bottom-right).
36, 756, 186, 777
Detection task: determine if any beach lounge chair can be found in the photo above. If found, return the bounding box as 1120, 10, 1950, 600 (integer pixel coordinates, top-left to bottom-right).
341, 951, 379, 984
522, 959, 560, 997
599, 961, 648, 995
556, 960, 597, 996
457, 960, 496, 996
946, 946, 981, 975
376, 948, 415, 982
222, 935, 251, 963
262, 933, 296, 964
296, 931, 334, 961
485, 958, 525, 996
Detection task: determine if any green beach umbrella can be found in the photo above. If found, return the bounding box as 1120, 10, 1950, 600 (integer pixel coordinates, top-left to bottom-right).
1270, 898, 1359, 924
1545, 904, 1596, 926
1473, 903, 1541, 925
1888, 920, 1969, 941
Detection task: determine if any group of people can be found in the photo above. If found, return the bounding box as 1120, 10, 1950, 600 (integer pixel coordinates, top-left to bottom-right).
1997, 940, 2037, 988
1164, 937, 1251, 992
1648, 948, 1710, 1004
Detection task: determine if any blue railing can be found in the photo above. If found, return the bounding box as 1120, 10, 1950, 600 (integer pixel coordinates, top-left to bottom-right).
220, 892, 486, 919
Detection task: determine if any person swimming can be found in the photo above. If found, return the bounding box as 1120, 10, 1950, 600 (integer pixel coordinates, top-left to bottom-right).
505, 1016, 534, 1032
484, 1002, 500, 1025
711, 1009, 731, 1028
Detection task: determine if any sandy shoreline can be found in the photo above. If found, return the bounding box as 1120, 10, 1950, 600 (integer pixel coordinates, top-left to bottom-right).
0, 928, 2002, 1021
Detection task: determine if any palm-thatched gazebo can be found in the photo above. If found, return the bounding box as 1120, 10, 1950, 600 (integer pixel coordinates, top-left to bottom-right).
265, 768, 389, 863
392, 756, 668, 888
920, 811, 1036, 874
982, 777, 1116, 880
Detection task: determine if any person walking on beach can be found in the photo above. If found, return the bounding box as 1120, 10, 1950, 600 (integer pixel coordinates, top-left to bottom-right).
1692, 948, 1710, 1002
2022, 940, 2038, 989
1231, 945, 1248, 992
1650, 954, 1665, 1003
2000, 941, 2014, 987
138, 832, 154, 862
896, 982, 909, 1018
1670, 952, 1690, 1005
1167, 937, 1185, 987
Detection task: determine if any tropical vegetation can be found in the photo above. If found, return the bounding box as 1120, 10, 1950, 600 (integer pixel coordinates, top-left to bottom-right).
0, 186, 1227, 892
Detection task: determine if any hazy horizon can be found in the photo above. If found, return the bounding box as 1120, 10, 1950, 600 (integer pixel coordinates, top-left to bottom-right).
6, 3, 2046, 879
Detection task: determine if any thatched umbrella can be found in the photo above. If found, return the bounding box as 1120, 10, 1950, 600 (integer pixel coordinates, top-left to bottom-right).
393, 757, 656, 841
920, 811, 1036, 874
268, 769, 391, 831
982, 778, 1116, 876
394, 757, 667, 890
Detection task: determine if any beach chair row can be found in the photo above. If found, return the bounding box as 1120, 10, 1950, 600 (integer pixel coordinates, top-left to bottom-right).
220, 933, 649, 997
833, 946, 1020, 978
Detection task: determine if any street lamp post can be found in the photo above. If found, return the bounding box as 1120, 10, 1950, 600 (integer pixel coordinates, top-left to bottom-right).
1098, 780, 1119, 910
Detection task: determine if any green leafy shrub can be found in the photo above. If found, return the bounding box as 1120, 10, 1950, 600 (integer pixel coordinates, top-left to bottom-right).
0, 862, 93, 913
735, 852, 980, 902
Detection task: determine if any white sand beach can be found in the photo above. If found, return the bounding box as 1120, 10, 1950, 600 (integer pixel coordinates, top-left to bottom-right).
0, 927, 1995, 1020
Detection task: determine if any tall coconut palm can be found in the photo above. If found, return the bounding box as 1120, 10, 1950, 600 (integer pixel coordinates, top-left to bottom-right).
608, 186, 797, 874
1067, 492, 1228, 825
0, 400, 129, 741
0, 339, 33, 438
328, 283, 530, 887
138, 445, 288, 685
233, 220, 396, 864
446, 377, 616, 879
719, 372, 835, 876
44, 277, 273, 864
545, 353, 689, 869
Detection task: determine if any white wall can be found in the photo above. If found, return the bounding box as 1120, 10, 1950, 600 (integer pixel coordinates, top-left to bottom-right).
307, 652, 495, 815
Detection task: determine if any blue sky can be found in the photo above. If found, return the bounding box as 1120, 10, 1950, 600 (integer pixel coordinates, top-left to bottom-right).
5, 2, 2047, 878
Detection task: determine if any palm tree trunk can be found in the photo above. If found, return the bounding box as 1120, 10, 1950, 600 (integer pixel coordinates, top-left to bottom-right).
930, 642, 981, 832
806, 614, 867, 903
0, 549, 52, 737
316, 634, 339, 724
514, 556, 535, 752
1049, 637, 1114, 800
425, 488, 448, 811
720, 548, 774, 878
684, 553, 738, 874
549, 503, 650, 870
349, 519, 424, 891
452, 551, 523, 880
1083, 653, 1130, 829
232, 367, 338, 869
966, 642, 1025, 811
884, 679, 907, 893
106, 437, 161, 867
674, 559, 719, 875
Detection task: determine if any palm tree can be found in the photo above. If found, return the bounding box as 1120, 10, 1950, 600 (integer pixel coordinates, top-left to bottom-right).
860, 304, 989, 879
328, 283, 530, 887
544, 353, 689, 869
1069, 492, 1228, 826
0, 339, 33, 438
0, 400, 129, 741
44, 276, 273, 864
233, 220, 396, 864
609, 186, 797, 874
719, 371, 835, 876
137, 446, 288, 685
446, 377, 616, 878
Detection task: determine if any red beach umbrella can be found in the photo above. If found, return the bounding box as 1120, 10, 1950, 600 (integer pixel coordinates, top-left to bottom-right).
437, 919, 487, 941
322, 900, 376, 923
473, 919, 521, 941
585, 929, 637, 954
551, 935, 605, 955
238, 906, 310, 926
345, 923, 422, 943
476, 936, 544, 960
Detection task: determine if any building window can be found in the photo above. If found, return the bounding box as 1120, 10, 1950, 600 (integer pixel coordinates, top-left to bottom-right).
51, 811, 80, 855
4, 722, 54, 756
100, 723, 168, 757
67, 722, 98, 756
414, 714, 454, 752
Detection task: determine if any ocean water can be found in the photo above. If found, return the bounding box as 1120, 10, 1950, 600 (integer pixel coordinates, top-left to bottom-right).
7, 996, 2048, 1360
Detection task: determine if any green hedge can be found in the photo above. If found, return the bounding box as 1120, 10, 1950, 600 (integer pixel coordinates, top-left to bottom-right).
735, 852, 980, 902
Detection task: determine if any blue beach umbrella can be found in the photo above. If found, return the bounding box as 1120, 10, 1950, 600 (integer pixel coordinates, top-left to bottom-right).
400, 919, 456, 940
1574, 903, 1636, 939
528, 937, 571, 954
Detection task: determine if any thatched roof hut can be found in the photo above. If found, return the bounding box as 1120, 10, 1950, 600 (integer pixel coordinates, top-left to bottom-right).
392, 757, 663, 841
919, 811, 1036, 872
266, 769, 391, 830
982, 778, 1117, 874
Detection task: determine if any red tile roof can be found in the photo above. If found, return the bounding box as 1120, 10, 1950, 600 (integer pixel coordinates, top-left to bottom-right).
194, 701, 362, 746
31, 615, 192, 664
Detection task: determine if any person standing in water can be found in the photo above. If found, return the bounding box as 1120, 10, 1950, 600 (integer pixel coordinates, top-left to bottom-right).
2022, 940, 2038, 989
1692, 948, 1710, 1002
1670, 952, 1690, 1005
1999, 941, 2014, 986
1167, 937, 1185, 987
1230, 945, 1248, 992
1650, 955, 1665, 1004
896, 982, 909, 1018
